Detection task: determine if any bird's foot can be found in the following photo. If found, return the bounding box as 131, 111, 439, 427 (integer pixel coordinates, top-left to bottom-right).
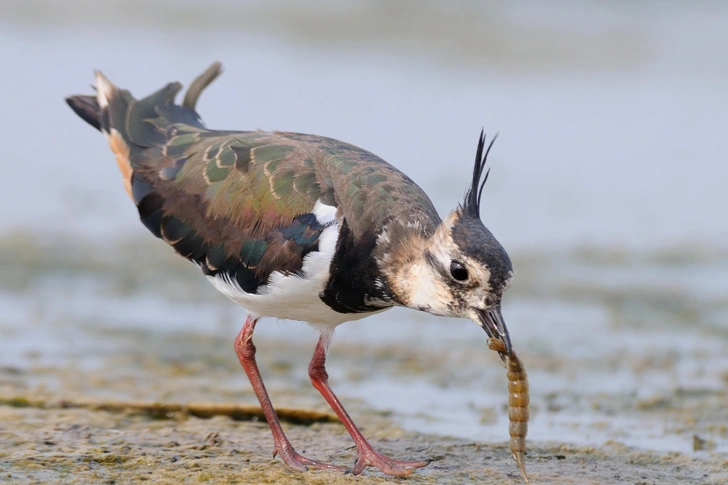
274, 445, 345, 472
350, 446, 431, 476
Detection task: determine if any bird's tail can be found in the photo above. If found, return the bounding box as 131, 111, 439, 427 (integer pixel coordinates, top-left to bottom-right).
65, 62, 222, 198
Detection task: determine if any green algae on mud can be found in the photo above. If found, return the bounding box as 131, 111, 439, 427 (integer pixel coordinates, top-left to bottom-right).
0, 395, 338, 425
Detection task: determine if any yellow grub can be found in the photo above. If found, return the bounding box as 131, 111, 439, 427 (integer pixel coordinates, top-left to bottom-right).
488, 338, 529, 483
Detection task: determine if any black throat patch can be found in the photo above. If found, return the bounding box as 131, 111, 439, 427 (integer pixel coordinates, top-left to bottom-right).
320, 218, 396, 313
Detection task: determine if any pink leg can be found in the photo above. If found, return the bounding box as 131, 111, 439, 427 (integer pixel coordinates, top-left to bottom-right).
234, 316, 343, 472
308, 332, 430, 476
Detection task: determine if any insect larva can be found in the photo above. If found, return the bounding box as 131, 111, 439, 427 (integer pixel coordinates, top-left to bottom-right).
488, 338, 529, 483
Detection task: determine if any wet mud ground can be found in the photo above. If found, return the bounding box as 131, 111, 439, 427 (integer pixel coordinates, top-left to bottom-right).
1, 330, 726, 485
2, 365, 726, 484
1, 238, 727, 484
2, 404, 726, 485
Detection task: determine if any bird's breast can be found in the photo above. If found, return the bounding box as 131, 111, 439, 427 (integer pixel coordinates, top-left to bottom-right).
206, 200, 389, 329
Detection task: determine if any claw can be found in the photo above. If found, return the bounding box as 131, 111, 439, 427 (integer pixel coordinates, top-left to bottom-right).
349, 447, 430, 476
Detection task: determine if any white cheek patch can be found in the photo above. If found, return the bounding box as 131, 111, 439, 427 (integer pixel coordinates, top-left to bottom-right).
423, 243, 495, 314
404, 265, 451, 314
396, 242, 456, 315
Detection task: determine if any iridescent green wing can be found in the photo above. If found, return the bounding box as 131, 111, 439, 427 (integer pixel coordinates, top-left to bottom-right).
103, 82, 332, 292
134, 125, 332, 292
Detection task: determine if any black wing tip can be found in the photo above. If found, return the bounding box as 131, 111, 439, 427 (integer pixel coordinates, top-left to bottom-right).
461, 130, 498, 219
65, 94, 102, 131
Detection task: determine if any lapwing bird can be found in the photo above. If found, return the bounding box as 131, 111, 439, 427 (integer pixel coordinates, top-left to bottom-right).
66, 63, 514, 477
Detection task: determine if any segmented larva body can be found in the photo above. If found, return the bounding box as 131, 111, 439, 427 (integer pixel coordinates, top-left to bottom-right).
488, 338, 529, 483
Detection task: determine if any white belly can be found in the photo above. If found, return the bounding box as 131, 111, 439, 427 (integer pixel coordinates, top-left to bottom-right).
206, 201, 388, 330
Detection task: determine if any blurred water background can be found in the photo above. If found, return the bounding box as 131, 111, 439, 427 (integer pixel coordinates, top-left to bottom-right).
0, 0, 726, 456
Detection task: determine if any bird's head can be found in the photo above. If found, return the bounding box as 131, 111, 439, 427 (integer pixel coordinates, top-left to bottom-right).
379, 132, 514, 354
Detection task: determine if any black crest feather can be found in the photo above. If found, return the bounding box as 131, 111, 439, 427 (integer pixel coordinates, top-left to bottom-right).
462, 130, 497, 219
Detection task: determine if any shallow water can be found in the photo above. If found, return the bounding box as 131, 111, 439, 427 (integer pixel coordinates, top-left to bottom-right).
1, 0, 727, 470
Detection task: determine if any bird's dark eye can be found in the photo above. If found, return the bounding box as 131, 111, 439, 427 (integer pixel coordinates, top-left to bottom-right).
450, 260, 469, 281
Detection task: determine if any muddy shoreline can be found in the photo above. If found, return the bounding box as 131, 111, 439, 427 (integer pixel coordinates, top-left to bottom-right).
1, 238, 726, 483
1, 393, 726, 484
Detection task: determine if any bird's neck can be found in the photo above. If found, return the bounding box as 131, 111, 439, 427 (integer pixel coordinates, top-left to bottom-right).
321, 212, 443, 313
374, 218, 439, 308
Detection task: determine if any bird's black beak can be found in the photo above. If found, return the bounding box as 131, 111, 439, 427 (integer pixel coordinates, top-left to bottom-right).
475, 305, 512, 358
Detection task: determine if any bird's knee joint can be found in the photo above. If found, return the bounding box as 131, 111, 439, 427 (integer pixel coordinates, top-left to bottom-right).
235, 336, 257, 359
308, 364, 329, 383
